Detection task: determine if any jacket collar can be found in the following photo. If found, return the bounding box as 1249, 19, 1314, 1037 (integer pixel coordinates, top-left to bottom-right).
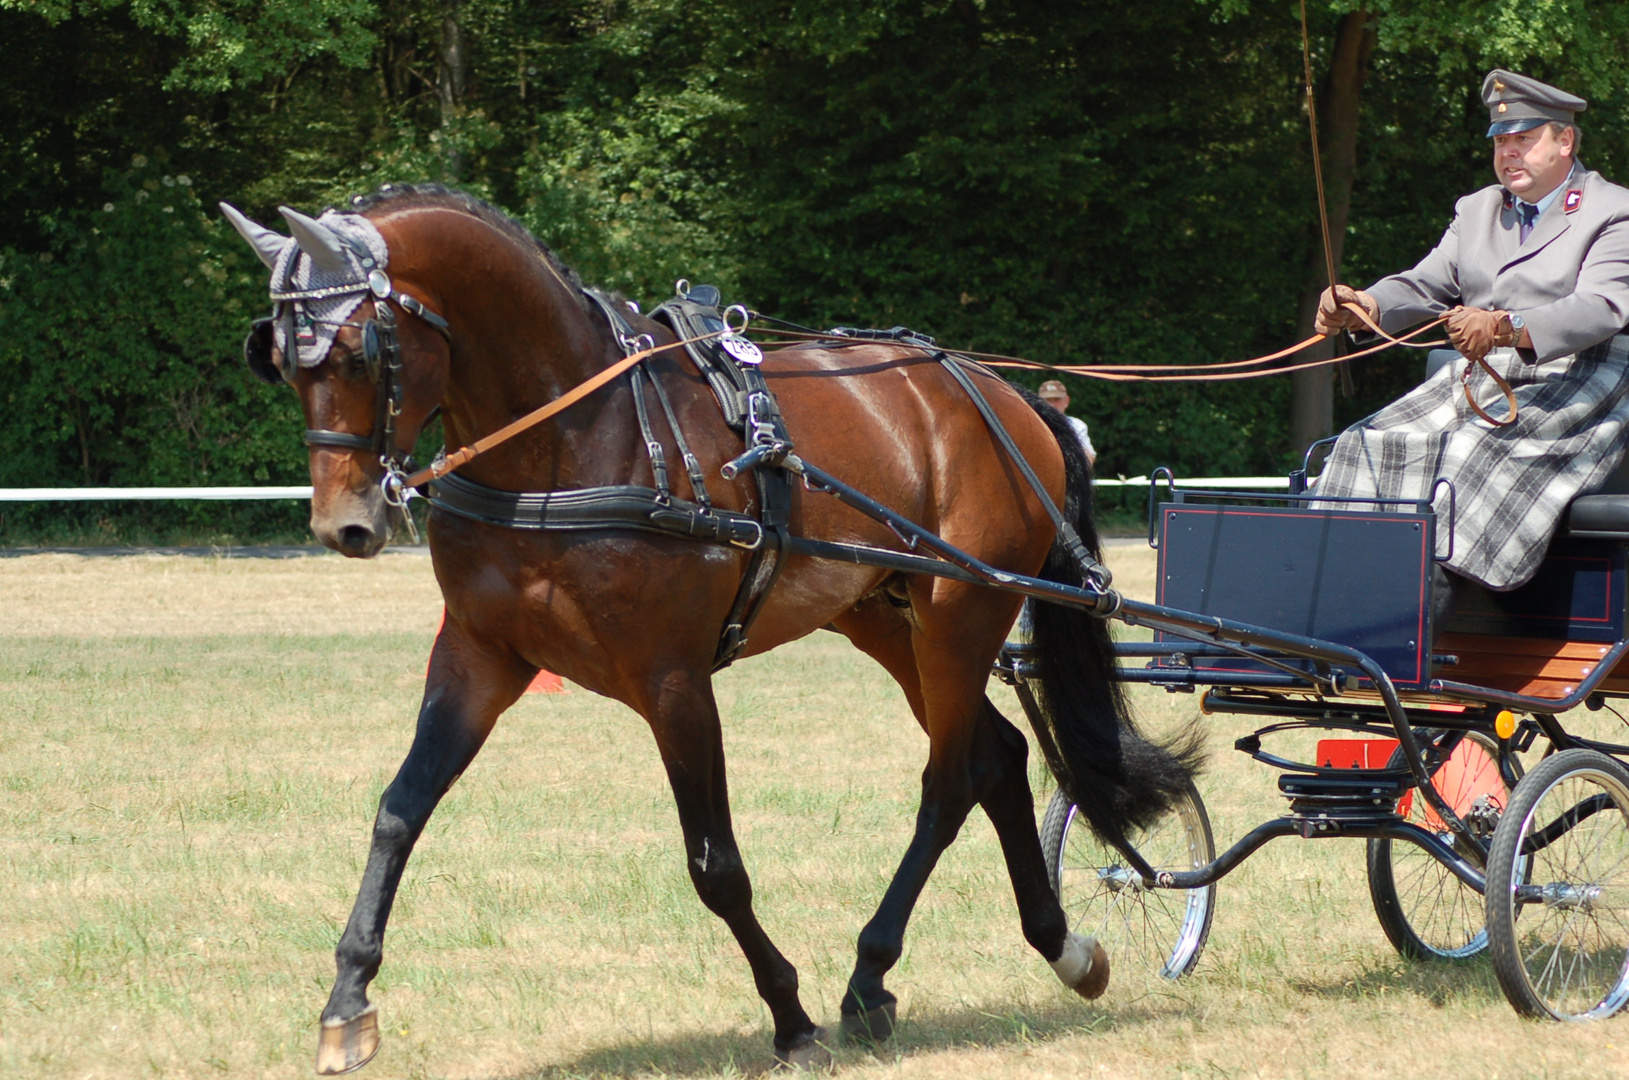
1501, 164, 1590, 271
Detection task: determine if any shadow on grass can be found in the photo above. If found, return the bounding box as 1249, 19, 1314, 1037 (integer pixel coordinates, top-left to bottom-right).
1289, 952, 1508, 1009
503, 993, 1195, 1078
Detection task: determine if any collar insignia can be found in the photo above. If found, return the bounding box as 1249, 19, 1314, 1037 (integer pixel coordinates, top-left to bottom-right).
1565, 188, 1583, 214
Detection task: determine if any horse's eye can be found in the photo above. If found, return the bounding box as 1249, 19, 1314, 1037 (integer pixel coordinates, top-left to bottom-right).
333, 346, 368, 380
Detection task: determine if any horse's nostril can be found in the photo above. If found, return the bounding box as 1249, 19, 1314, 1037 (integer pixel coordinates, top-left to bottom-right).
339, 524, 375, 553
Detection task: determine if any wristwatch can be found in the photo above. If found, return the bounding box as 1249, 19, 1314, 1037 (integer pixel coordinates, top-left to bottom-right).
1499, 311, 1526, 347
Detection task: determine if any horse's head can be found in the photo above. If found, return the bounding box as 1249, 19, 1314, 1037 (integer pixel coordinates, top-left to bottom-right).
224, 202, 450, 558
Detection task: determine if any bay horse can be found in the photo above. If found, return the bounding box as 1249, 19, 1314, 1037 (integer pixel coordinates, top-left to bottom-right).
223, 184, 1199, 1074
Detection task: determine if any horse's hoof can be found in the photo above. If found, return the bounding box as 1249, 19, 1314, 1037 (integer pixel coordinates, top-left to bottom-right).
1051, 932, 1111, 1001
840, 998, 897, 1045
773, 1026, 832, 1071
315, 1005, 381, 1075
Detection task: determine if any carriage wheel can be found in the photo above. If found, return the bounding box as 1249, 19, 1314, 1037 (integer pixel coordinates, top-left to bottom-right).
1485, 748, 1629, 1021
1367, 731, 1516, 960
1038, 779, 1215, 984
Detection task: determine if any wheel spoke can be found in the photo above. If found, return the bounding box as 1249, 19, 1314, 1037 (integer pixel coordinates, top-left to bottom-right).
1488, 751, 1629, 1021
1042, 782, 1216, 986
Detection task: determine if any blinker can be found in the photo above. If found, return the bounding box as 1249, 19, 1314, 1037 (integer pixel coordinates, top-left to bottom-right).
362, 319, 384, 383
369, 269, 392, 298
243, 316, 291, 385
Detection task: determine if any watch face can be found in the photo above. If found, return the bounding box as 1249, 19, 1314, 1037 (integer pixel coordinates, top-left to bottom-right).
1510, 314, 1525, 330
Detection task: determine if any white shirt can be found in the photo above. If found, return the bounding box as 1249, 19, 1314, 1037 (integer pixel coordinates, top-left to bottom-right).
1066, 415, 1095, 458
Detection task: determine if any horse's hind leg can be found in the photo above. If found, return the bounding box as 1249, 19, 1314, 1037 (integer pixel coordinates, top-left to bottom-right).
972, 699, 1107, 998
834, 599, 1092, 1044
632, 665, 826, 1067
316, 624, 532, 1075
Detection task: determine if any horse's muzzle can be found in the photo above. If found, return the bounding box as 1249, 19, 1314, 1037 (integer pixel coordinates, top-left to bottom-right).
310, 482, 391, 559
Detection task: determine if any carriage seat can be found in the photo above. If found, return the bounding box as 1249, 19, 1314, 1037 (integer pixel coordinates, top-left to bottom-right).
1560, 492, 1629, 540
1560, 450, 1629, 539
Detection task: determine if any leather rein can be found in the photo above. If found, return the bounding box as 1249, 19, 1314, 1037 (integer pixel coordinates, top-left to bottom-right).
753, 301, 1519, 427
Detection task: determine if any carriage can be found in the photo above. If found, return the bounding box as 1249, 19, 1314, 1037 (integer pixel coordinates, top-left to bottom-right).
999, 431, 1629, 1022
224, 192, 1629, 1073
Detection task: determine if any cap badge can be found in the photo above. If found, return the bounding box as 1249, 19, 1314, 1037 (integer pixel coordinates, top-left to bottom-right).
1565, 189, 1583, 214
1498, 102, 1508, 113
1494, 79, 1506, 93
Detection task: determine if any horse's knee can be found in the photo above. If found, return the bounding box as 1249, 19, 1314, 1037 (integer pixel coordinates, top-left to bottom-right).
686, 838, 750, 917
370, 801, 419, 849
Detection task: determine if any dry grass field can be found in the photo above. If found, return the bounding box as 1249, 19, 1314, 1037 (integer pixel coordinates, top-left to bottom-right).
2, 543, 1626, 1079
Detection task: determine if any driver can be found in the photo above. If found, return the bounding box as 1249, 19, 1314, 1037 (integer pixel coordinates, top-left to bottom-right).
1315, 69, 1629, 606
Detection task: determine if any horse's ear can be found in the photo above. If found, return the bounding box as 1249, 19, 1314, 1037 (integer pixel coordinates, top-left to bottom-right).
244, 317, 287, 384
279, 205, 351, 276
220, 202, 287, 270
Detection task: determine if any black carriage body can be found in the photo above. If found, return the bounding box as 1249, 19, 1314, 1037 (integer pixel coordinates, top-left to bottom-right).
1151, 502, 1629, 686
1446, 540, 1627, 643
1153, 503, 1435, 689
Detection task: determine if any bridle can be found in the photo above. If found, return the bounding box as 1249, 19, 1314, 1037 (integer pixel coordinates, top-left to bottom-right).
246, 253, 451, 519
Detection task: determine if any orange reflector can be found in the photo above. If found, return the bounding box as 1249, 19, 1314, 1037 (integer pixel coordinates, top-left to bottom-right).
1495, 710, 1517, 740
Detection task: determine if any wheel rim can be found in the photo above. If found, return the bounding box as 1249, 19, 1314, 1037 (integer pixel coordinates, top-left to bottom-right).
1379, 733, 1510, 959
1055, 791, 1213, 982
1505, 762, 1629, 1020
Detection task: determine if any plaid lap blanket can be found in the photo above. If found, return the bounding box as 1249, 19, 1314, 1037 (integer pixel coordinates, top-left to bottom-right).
1313, 334, 1629, 590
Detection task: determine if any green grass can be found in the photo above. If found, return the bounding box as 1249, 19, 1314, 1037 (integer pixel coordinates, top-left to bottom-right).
2, 551, 1627, 1078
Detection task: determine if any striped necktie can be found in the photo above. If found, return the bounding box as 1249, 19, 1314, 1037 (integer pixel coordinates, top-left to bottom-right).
1517, 202, 1539, 242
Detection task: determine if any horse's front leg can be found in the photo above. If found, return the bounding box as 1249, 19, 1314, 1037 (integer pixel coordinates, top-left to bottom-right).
635, 666, 827, 1068
316, 622, 532, 1075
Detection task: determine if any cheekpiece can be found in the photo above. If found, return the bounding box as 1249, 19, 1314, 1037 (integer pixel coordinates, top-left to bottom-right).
1483, 69, 1587, 137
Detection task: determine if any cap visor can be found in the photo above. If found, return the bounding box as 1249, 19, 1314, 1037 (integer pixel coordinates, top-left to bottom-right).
1487, 117, 1550, 136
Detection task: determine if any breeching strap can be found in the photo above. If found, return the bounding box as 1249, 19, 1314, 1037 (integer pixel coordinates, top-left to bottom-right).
399, 329, 725, 490
935, 354, 1111, 593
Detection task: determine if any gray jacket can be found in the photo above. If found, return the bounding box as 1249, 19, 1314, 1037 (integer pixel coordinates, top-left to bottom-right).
1368, 165, 1629, 362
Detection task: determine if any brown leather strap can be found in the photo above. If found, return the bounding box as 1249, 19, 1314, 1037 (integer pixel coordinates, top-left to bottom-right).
401, 329, 722, 490
752, 304, 1450, 383
943, 315, 1449, 383
1460, 353, 1520, 427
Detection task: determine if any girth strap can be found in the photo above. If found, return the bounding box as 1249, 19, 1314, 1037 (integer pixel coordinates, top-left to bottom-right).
428, 471, 765, 549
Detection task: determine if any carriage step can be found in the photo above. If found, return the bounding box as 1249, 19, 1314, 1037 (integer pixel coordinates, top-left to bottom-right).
1278, 772, 1411, 800
1278, 772, 1410, 820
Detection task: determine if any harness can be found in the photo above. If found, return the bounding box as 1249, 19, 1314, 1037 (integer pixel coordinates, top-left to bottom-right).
428, 282, 798, 669
423, 294, 1117, 664
250, 260, 1117, 667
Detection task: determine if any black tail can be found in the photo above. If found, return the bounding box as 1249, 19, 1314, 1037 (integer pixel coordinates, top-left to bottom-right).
1016, 388, 1204, 848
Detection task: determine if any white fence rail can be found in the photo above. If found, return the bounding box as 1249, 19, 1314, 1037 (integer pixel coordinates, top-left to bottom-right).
0, 477, 1290, 502
0, 487, 315, 502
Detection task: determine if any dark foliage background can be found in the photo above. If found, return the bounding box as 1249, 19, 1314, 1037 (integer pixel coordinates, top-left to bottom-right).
4, 0, 1629, 541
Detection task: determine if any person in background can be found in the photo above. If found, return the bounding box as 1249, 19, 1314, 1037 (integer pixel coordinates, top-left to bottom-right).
1038, 379, 1097, 468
